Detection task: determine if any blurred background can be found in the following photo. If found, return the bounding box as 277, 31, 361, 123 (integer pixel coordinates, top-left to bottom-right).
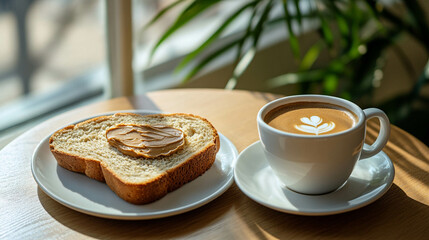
0, 0, 428, 148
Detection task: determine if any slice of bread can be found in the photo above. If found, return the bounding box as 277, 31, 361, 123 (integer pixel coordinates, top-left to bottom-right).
49, 113, 220, 204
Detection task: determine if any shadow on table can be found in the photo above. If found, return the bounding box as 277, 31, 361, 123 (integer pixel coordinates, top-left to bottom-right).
38, 185, 235, 239
234, 184, 429, 239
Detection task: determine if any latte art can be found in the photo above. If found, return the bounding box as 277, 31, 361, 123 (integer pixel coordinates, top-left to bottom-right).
295, 116, 335, 135
264, 102, 358, 136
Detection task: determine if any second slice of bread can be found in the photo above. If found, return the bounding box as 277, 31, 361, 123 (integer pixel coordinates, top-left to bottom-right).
49, 112, 220, 204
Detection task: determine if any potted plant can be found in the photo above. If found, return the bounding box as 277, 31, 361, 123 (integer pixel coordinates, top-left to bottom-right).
144, 0, 429, 144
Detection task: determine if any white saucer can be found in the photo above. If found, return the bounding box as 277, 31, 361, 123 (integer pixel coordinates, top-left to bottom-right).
32, 110, 238, 220
234, 141, 395, 216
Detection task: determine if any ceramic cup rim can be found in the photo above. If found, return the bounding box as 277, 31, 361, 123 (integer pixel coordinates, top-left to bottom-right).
257, 94, 365, 139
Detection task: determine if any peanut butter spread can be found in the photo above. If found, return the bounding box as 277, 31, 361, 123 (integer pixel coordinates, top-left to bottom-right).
106, 124, 185, 158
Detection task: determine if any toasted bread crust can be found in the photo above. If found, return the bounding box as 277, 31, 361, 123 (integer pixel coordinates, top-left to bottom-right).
51, 149, 106, 182
49, 113, 219, 204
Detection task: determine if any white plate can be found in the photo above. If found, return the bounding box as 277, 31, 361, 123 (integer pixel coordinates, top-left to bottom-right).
31, 110, 238, 220
234, 141, 395, 216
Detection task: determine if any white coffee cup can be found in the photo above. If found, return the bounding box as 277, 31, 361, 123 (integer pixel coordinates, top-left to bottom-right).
257, 95, 390, 195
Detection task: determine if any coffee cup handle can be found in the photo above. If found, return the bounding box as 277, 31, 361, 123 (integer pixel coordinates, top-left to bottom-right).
360, 108, 390, 159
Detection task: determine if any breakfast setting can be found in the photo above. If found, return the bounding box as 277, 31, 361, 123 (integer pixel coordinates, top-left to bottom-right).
1, 1, 428, 239
33, 94, 393, 219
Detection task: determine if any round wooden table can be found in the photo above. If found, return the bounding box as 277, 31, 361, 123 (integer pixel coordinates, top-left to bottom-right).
1, 89, 428, 239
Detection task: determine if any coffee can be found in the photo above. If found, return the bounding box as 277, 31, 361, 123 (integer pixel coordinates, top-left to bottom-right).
258, 95, 390, 194
264, 102, 358, 136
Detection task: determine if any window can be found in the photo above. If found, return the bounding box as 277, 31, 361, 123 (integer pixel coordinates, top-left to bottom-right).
0, 0, 105, 143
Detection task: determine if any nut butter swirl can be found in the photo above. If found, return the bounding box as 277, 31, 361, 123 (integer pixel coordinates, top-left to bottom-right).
106, 124, 185, 158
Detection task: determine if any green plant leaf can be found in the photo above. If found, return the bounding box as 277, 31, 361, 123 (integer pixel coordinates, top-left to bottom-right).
182, 37, 243, 83
175, 1, 258, 72
336, 15, 349, 40
267, 9, 319, 25
340, 91, 352, 100
267, 69, 326, 88
143, 0, 187, 30
299, 41, 323, 71
233, 1, 261, 66
322, 74, 338, 95
149, 0, 221, 64
226, 47, 256, 89
322, 1, 349, 47
282, 0, 300, 59
348, 0, 361, 58
224, 0, 274, 89
292, 0, 302, 26
217, 4, 259, 90
316, 8, 334, 49
362, 0, 384, 31
251, 0, 274, 46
